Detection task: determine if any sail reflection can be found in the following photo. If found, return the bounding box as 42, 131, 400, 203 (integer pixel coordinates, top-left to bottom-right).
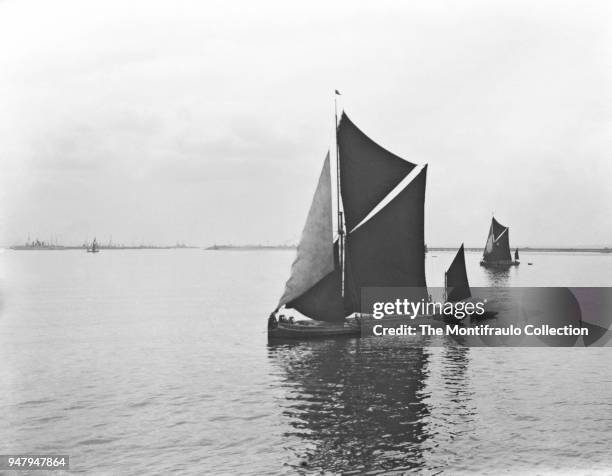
481, 265, 512, 286
439, 346, 475, 427
268, 337, 433, 474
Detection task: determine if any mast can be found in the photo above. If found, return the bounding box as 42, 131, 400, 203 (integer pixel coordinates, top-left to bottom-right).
444, 271, 448, 303
334, 91, 345, 298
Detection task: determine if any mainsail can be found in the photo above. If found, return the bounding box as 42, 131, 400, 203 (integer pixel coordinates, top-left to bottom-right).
482, 217, 512, 263
339, 113, 428, 312
278, 112, 428, 321
446, 244, 471, 302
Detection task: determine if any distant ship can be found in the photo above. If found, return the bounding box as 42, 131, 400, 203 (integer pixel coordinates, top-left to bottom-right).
87, 238, 100, 253
10, 239, 64, 250
480, 217, 519, 267
268, 107, 428, 339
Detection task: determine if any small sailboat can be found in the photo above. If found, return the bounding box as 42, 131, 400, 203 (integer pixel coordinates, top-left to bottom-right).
268, 107, 428, 340
445, 244, 471, 303
480, 217, 519, 267
515, 248, 519, 261
445, 244, 497, 320
87, 238, 100, 253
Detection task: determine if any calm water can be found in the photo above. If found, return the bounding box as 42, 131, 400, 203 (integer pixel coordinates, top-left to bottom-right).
1, 249, 611, 475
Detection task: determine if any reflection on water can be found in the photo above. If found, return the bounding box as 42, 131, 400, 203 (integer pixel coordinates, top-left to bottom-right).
480, 265, 513, 286
264, 253, 612, 474
2, 249, 612, 474
439, 346, 471, 412
268, 338, 432, 474
269, 336, 612, 475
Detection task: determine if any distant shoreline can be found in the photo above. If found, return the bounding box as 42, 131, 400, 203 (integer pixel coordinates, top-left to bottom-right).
205, 245, 296, 251
205, 245, 612, 253
433, 247, 612, 253
6, 244, 611, 253
8, 245, 199, 251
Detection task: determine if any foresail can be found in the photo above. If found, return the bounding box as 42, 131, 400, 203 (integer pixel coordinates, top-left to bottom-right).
446, 244, 471, 302
338, 112, 417, 231
278, 153, 335, 307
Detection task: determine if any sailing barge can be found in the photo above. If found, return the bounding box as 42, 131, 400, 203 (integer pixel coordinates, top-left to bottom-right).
445, 243, 497, 321
268, 111, 428, 339
480, 217, 519, 267
87, 238, 100, 253
445, 244, 471, 303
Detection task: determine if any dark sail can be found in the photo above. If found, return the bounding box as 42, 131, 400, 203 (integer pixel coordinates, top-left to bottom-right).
482, 217, 512, 262
446, 244, 471, 302
276, 112, 428, 322
337, 112, 417, 231
285, 267, 346, 322
343, 166, 428, 313
515, 248, 519, 260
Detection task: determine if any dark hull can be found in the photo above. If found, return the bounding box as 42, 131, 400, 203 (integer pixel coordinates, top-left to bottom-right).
268, 321, 360, 340
268, 310, 499, 340
480, 260, 519, 267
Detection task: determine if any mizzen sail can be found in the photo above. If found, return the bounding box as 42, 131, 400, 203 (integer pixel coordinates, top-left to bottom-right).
446, 244, 471, 302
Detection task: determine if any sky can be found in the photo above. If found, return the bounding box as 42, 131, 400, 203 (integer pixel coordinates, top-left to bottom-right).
0, 0, 610, 247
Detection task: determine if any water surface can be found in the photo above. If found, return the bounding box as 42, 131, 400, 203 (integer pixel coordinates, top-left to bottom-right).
1, 249, 611, 474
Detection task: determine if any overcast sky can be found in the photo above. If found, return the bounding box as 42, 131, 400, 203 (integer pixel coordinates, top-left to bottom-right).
1, 0, 610, 247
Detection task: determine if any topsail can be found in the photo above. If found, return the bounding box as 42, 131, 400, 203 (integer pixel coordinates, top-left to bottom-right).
338, 114, 418, 231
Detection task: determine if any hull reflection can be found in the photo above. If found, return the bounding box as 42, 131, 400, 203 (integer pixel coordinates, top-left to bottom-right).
268, 337, 433, 474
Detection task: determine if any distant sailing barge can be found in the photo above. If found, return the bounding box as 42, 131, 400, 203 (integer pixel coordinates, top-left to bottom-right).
480, 217, 519, 267
268, 109, 428, 339
87, 238, 100, 253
